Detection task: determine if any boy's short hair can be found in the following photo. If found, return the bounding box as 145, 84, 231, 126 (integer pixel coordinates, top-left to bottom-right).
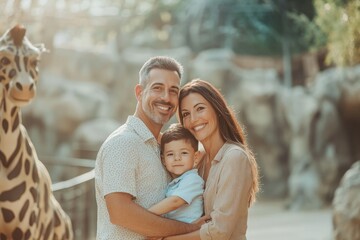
160, 123, 198, 154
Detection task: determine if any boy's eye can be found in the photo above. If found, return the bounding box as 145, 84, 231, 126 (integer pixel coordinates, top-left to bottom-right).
181, 152, 188, 155
166, 153, 173, 157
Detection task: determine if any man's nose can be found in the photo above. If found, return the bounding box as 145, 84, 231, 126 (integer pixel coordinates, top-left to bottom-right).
160, 91, 170, 101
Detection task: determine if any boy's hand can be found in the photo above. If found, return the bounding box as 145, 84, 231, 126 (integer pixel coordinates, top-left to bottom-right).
192, 214, 211, 228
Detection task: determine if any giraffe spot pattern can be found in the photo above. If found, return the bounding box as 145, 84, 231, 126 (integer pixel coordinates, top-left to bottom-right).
24, 158, 30, 175
10, 107, 16, 117
6, 133, 22, 168
1, 208, 15, 222
0, 150, 6, 167
2, 119, 8, 133
12, 114, 19, 132
25, 138, 32, 156
8, 69, 16, 79
14, 55, 21, 71
19, 199, 29, 221
29, 187, 38, 202
32, 163, 39, 183
44, 184, 49, 212
24, 229, 31, 240
29, 211, 36, 226
44, 219, 53, 240
7, 153, 22, 180
12, 228, 23, 240
0, 181, 26, 202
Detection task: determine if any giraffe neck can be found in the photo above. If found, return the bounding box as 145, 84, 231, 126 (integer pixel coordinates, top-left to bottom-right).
0, 93, 24, 169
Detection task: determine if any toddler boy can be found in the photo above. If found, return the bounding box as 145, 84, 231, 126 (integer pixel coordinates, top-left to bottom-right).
148, 123, 204, 223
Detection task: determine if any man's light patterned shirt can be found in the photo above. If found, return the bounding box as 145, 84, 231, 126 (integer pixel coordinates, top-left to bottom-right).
95, 116, 169, 239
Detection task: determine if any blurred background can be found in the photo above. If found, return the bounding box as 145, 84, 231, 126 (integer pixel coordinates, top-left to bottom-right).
1, 0, 360, 239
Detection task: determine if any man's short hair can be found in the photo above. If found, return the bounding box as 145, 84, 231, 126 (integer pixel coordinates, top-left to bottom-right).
139, 56, 183, 86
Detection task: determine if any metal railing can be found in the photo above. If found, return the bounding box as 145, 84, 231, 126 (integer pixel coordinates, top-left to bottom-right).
43, 156, 96, 240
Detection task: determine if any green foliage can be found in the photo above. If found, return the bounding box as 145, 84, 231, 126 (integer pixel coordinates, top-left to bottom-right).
287, 13, 327, 52
314, 0, 360, 66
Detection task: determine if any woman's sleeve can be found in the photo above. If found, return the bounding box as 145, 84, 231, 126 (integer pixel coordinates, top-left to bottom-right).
200, 149, 252, 240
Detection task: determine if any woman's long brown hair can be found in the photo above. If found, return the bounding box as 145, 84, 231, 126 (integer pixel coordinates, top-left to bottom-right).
178, 79, 260, 206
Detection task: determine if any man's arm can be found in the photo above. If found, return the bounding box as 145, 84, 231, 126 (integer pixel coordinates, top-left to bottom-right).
148, 196, 187, 215
105, 192, 200, 237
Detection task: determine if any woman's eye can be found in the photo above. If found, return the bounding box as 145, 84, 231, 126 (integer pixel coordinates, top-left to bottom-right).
182, 112, 189, 117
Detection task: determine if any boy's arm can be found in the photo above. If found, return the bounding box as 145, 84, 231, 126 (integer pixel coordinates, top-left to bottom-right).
148, 196, 187, 215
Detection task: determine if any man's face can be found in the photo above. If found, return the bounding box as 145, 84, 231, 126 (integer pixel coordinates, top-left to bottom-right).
139, 68, 180, 125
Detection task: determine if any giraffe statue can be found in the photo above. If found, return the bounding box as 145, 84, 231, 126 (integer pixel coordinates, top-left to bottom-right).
0, 25, 73, 240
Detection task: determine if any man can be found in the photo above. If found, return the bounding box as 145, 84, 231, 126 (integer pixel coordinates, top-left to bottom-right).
95, 56, 204, 239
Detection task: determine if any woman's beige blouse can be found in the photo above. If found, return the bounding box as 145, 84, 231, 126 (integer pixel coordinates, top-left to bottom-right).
199, 142, 252, 240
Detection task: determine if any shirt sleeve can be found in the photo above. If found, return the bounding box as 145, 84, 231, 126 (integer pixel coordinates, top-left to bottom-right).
101, 135, 138, 198
200, 149, 252, 239
168, 172, 204, 204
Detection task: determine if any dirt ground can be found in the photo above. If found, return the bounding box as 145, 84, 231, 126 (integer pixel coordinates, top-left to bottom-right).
247, 200, 332, 240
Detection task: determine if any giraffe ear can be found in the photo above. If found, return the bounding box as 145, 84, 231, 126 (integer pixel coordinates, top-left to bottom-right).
33, 43, 48, 53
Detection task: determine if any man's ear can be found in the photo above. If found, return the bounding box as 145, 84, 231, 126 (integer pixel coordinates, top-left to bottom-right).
135, 84, 143, 101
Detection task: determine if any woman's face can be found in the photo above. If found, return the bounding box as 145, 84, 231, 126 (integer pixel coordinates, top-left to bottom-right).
180, 92, 220, 143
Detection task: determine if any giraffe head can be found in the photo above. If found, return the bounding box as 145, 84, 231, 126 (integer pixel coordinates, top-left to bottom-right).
0, 25, 46, 107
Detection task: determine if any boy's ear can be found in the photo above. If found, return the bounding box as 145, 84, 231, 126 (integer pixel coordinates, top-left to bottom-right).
193, 151, 200, 167
161, 154, 166, 166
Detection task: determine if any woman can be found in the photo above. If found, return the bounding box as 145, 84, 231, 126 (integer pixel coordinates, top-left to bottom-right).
166, 79, 259, 240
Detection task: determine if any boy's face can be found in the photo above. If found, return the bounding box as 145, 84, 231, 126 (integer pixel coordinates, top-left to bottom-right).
162, 139, 198, 178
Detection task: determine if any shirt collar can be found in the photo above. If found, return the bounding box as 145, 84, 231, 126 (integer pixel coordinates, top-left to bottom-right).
169, 169, 198, 185
213, 142, 234, 162
126, 115, 156, 143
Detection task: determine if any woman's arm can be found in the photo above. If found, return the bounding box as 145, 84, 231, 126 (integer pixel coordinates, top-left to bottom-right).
148, 196, 187, 215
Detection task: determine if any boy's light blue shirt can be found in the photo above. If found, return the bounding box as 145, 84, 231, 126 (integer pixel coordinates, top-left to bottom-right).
164, 169, 204, 223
